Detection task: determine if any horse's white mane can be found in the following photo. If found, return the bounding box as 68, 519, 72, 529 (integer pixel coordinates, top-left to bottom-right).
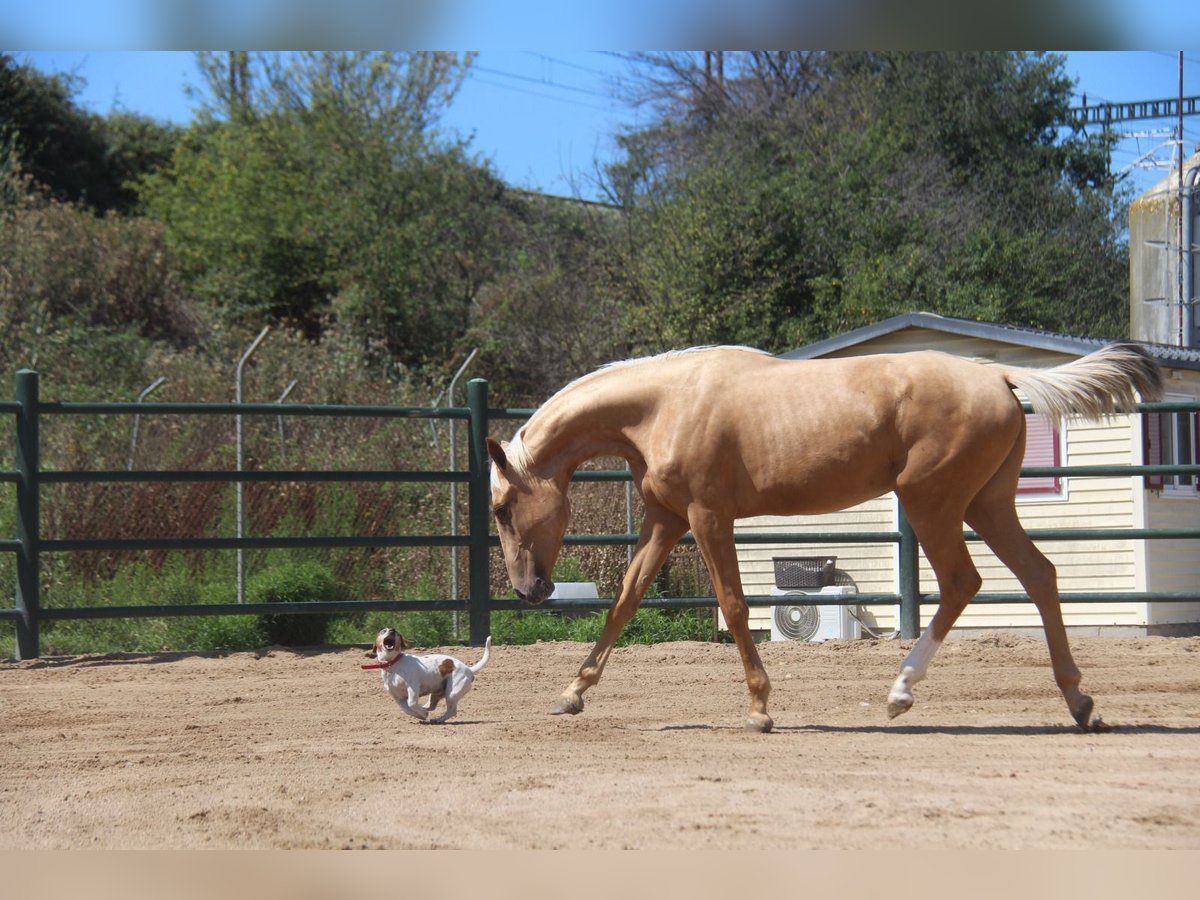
494, 346, 768, 485
498, 428, 535, 485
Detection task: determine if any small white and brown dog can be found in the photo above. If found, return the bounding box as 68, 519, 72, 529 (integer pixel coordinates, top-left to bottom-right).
362, 628, 491, 724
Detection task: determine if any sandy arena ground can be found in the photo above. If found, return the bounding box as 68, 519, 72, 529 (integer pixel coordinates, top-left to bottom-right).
2, 634, 1199, 849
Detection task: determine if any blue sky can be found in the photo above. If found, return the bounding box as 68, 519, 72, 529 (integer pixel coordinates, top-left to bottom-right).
12, 50, 1200, 202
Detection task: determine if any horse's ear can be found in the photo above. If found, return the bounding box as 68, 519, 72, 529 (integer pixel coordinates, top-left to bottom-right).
486, 437, 508, 472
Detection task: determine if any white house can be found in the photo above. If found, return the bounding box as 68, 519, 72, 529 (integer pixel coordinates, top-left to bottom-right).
733, 312, 1200, 640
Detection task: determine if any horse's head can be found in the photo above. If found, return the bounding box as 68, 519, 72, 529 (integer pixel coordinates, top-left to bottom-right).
486, 436, 568, 606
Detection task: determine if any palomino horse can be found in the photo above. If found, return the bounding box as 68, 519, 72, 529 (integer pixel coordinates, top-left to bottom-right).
486, 344, 1162, 732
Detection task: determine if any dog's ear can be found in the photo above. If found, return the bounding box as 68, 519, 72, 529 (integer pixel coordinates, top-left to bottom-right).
365, 648, 376, 658
397, 633, 410, 651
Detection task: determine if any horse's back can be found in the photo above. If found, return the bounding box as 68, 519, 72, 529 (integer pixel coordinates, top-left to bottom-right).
638, 348, 1023, 517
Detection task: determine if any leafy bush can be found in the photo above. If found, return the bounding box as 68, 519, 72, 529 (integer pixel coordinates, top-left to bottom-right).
250, 561, 340, 646
327, 609, 461, 649
164, 615, 265, 653
489, 606, 714, 646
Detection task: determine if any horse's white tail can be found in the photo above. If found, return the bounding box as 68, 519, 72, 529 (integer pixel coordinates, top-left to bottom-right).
469, 635, 492, 674
1004, 342, 1164, 422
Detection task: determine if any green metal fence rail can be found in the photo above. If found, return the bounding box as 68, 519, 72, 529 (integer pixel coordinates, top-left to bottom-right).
2, 369, 1198, 658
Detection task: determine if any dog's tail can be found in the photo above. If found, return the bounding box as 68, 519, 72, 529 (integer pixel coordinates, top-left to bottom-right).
469, 635, 492, 674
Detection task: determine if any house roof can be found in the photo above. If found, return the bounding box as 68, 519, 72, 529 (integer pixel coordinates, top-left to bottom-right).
778, 311, 1200, 371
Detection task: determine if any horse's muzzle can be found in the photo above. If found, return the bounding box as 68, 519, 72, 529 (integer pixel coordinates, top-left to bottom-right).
516, 577, 555, 606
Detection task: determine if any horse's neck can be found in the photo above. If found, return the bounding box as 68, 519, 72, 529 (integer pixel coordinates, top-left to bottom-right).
523, 383, 645, 479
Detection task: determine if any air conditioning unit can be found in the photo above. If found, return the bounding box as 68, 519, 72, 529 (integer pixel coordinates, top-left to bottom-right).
769, 585, 860, 642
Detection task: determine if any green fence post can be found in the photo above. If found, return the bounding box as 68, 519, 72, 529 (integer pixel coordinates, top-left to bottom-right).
14, 369, 40, 659
466, 378, 491, 646
897, 503, 920, 639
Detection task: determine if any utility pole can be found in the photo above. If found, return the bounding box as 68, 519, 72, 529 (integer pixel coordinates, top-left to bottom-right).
703, 51, 725, 89
1064, 88, 1198, 179
1179, 52, 1187, 347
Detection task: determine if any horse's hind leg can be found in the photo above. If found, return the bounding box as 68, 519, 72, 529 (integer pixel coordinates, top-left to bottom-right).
966, 492, 1094, 730
551, 505, 687, 717
887, 497, 982, 719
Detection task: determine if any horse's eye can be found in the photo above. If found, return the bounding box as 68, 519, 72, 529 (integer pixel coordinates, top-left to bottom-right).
493, 504, 511, 525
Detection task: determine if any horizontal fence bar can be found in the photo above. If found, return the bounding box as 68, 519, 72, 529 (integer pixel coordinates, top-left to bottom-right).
38, 401, 471, 419
3, 464, 1193, 487
924, 591, 1200, 604
41, 535, 470, 552
490, 408, 537, 420
565, 531, 900, 547
1021, 464, 1200, 477
565, 528, 1200, 547
1018, 400, 1199, 414
578, 466, 1200, 481
983, 527, 1200, 541
0, 525, 1183, 557
743, 590, 1200, 606
18, 400, 1195, 419
7, 587, 1197, 625
21, 599, 468, 621
38, 469, 468, 484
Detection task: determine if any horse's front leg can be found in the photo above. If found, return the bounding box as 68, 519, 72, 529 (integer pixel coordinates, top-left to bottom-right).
689, 509, 773, 733
551, 507, 687, 716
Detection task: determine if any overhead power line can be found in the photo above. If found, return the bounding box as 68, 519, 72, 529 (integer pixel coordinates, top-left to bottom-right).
521, 52, 618, 80
471, 63, 614, 101
464, 72, 615, 114
1149, 50, 1200, 67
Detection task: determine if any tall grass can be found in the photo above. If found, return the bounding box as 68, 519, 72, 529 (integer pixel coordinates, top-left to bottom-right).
1, 534, 719, 656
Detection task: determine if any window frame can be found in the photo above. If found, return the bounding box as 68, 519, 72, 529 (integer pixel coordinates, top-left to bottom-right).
1144, 395, 1200, 496
1017, 413, 1065, 501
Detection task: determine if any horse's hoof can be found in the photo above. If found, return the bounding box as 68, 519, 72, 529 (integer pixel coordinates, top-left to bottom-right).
550, 695, 584, 716
744, 713, 773, 733
887, 695, 913, 719
1071, 694, 1095, 731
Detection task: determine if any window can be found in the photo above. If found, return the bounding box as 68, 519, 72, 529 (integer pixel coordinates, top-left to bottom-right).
1018, 414, 1062, 497
1144, 399, 1200, 493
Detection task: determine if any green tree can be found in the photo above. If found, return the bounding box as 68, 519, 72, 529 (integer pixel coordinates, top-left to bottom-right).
140, 51, 515, 371
466, 194, 624, 401
0, 53, 180, 214
603, 51, 1128, 353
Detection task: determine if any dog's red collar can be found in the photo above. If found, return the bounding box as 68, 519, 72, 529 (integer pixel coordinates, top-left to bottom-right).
361, 652, 404, 670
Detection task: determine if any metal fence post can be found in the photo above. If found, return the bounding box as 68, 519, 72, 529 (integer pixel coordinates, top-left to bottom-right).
235, 325, 270, 604
466, 378, 491, 645
447, 347, 478, 638
897, 503, 920, 639
15, 369, 41, 659
127, 376, 165, 471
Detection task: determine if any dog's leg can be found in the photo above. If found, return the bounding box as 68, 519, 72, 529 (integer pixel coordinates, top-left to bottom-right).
388, 686, 429, 721
428, 673, 470, 724
423, 669, 456, 718
429, 694, 461, 724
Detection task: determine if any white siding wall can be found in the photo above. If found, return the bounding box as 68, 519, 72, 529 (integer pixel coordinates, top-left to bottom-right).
736, 496, 897, 633
733, 327, 1199, 636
